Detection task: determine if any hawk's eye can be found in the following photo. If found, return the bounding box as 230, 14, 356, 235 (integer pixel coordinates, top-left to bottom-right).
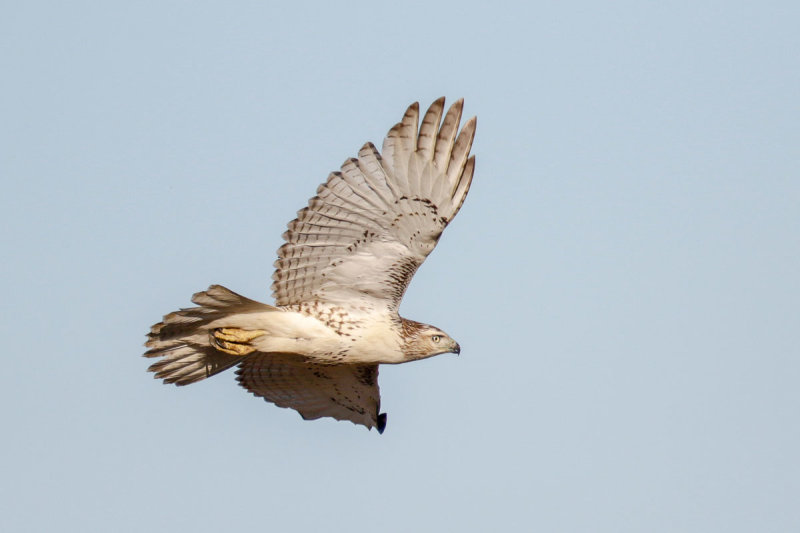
431, 335, 441, 343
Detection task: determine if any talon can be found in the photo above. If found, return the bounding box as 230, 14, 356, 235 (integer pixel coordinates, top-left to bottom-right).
210, 328, 266, 356
216, 327, 266, 343
214, 339, 256, 356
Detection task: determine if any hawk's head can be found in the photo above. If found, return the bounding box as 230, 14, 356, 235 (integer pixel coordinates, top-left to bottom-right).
401, 319, 460, 361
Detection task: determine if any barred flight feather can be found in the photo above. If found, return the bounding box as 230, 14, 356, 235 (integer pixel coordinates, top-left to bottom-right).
273, 98, 476, 309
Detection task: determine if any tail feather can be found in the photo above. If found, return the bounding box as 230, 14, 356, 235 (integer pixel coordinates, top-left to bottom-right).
144, 285, 274, 386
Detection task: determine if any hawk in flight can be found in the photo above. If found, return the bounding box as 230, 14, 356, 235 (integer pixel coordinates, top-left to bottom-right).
145, 98, 477, 432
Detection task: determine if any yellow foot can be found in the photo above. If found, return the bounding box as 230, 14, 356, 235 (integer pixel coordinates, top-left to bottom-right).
210, 327, 266, 356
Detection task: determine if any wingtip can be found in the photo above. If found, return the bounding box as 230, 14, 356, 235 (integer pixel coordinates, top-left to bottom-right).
461, 115, 477, 136
377, 412, 387, 434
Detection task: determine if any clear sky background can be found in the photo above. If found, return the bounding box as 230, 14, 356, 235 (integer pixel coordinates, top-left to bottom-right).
2, 2, 798, 531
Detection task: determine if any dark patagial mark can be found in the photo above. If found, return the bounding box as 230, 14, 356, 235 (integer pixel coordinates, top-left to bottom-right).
384, 256, 420, 304
355, 365, 377, 386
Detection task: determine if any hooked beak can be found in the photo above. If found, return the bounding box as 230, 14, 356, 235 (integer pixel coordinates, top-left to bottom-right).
452, 342, 461, 356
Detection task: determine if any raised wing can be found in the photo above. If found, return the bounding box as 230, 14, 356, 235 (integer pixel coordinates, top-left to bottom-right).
271, 98, 476, 314
236, 353, 386, 432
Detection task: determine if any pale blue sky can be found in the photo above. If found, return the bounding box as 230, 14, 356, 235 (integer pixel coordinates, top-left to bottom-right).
2, 1, 798, 531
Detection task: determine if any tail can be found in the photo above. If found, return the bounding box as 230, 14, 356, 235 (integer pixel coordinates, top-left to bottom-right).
144, 285, 275, 386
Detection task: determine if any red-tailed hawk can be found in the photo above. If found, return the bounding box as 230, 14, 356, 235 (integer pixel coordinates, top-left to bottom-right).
145, 98, 476, 433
